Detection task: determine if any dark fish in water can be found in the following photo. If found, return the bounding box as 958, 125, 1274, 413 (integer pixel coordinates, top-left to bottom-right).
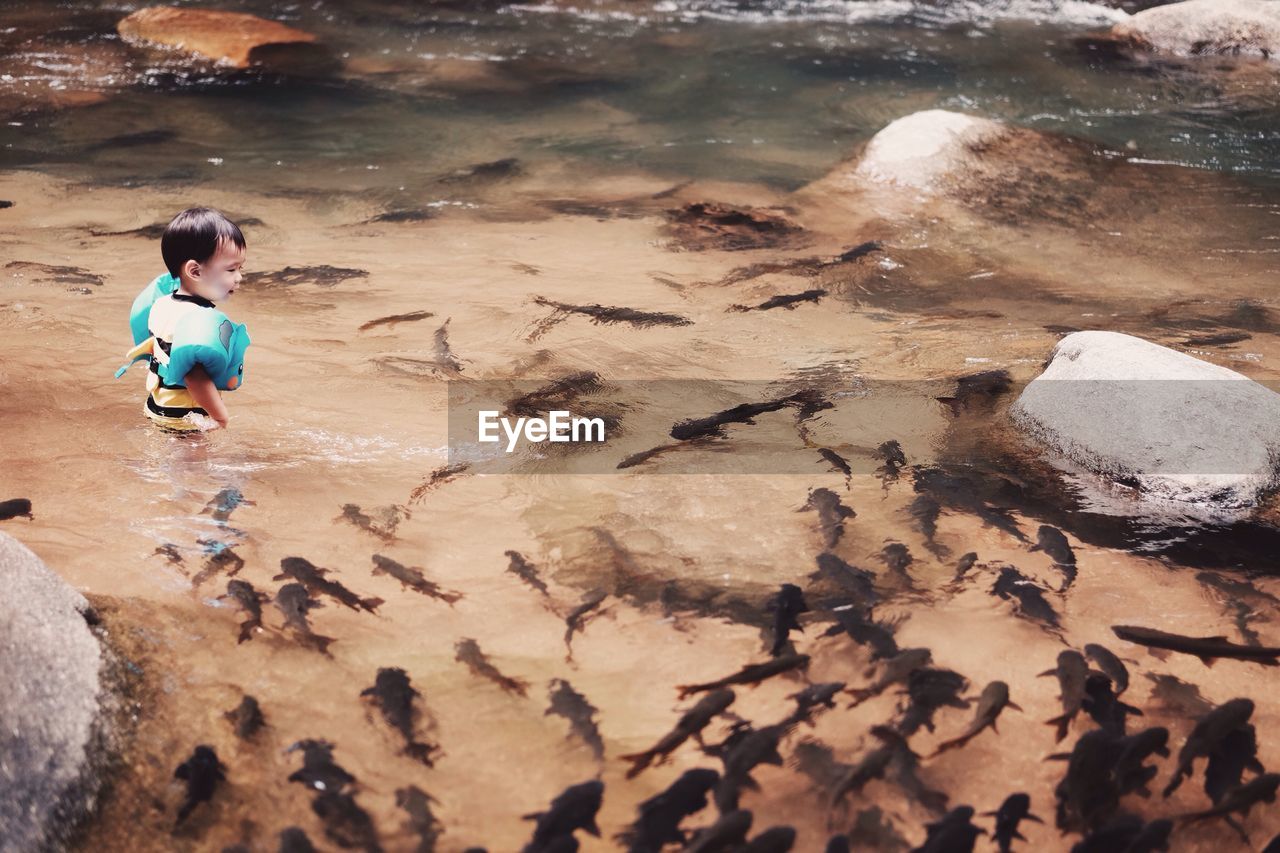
153, 543, 183, 564
1165, 698, 1256, 797
803, 484, 855, 550
729, 289, 827, 312
767, 583, 809, 656
522, 780, 604, 853
396, 786, 443, 853
908, 495, 948, 558
1082, 673, 1143, 737
935, 370, 1012, 416
224, 695, 265, 740
274, 583, 335, 656
1205, 724, 1264, 806
564, 589, 608, 661
808, 552, 878, 609
1112, 625, 1280, 666
830, 726, 946, 815
1196, 571, 1278, 648
616, 768, 718, 853
876, 440, 907, 486
1084, 644, 1129, 695
371, 554, 462, 604
455, 638, 530, 697
506, 550, 551, 597
1143, 672, 1213, 717
533, 295, 692, 330
191, 542, 245, 588
357, 310, 435, 332
223, 579, 267, 643
911, 806, 986, 853
896, 668, 969, 736
275, 557, 384, 614
1113, 727, 1170, 797
361, 667, 440, 766
836, 240, 882, 263
670, 391, 822, 441
912, 467, 1026, 543
432, 318, 464, 376
1183, 331, 1252, 347
991, 567, 1060, 630
685, 809, 752, 853
846, 807, 909, 853
1124, 819, 1173, 853
1029, 526, 1076, 591
713, 723, 787, 811
312, 790, 383, 853
878, 543, 915, 588
783, 682, 845, 729
546, 678, 605, 762
792, 738, 852, 793
1040, 650, 1089, 743
982, 793, 1042, 853
932, 681, 1020, 756
952, 552, 978, 584
201, 488, 254, 522
279, 826, 318, 853
742, 826, 796, 853
677, 653, 809, 699
287, 739, 357, 793
1054, 729, 1121, 834
817, 448, 852, 485
823, 605, 899, 661
174, 745, 226, 825
848, 648, 932, 707
437, 157, 521, 183
337, 503, 404, 541
1069, 815, 1150, 853
1179, 773, 1280, 842
408, 462, 470, 504
619, 689, 735, 778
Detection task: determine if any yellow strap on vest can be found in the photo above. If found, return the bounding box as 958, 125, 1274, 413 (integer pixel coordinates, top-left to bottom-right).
114, 337, 155, 379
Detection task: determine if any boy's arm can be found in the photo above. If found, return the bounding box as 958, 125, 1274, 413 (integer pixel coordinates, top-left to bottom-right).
185, 365, 229, 428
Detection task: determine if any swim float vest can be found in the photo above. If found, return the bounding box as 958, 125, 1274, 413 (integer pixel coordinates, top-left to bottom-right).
114, 272, 250, 392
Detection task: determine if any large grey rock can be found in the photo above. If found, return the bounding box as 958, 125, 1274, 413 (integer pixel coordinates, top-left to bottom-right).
1110, 0, 1280, 59
0, 532, 105, 852
1011, 331, 1280, 507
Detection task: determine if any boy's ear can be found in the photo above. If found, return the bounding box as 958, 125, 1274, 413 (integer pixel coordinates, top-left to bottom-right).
183, 259, 201, 280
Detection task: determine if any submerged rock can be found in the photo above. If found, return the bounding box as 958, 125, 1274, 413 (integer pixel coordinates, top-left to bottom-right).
1109, 0, 1280, 60
0, 532, 106, 851
844, 110, 1011, 194
1011, 331, 1280, 507
117, 7, 334, 72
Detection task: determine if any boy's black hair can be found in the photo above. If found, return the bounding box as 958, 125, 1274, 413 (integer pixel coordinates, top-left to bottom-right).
161, 207, 246, 279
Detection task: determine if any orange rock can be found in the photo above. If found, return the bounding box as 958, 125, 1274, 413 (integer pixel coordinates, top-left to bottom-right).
116, 6, 319, 69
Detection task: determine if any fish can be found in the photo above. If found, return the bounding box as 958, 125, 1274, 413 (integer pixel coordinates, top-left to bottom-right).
931, 681, 1020, 756
223, 579, 267, 643
911, 806, 986, 853
616, 768, 718, 853
279, 827, 318, 853
742, 826, 796, 853
312, 790, 383, 853
1040, 650, 1089, 743
1069, 815, 1150, 853
1125, 818, 1174, 853
846, 807, 910, 852
396, 786, 443, 853
791, 738, 852, 794
1205, 724, 1265, 805
729, 289, 827, 312
991, 567, 1060, 630
767, 584, 809, 656
173, 745, 225, 825
275, 556, 384, 614
152, 543, 183, 564
1084, 644, 1130, 695
533, 296, 692, 331
982, 793, 1042, 853
337, 503, 404, 541
506, 550, 551, 597
826, 727, 902, 810
1143, 672, 1214, 717
455, 638, 531, 697
896, 668, 969, 736
952, 552, 979, 584
360, 668, 440, 765
1179, 773, 1280, 842
876, 440, 907, 486
191, 542, 245, 588
783, 682, 845, 729
357, 310, 435, 332
802, 488, 855, 549
371, 554, 462, 604
912, 467, 1026, 543
274, 583, 336, 656
437, 157, 521, 183
878, 543, 916, 588
935, 370, 1012, 416
408, 462, 470, 504
1195, 571, 1278, 648
522, 780, 604, 853
908, 495, 949, 559
432, 318, 464, 376
848, 648, 932, 707
546, 678, 605, 762
823, 606, 899, 661
808, 552, 878, 610
677, 653, 810, 699
713, 723, 787, 811
1082, 673, 1143, 737
875, 727, 949, 815
287, 739, 357, 793
619, 689, 735, 778
1113, 727, 1170, 797
223, 695, 265, 740
201, 488, 254, 522
817, 448, 852, 485
1112, 625, 1280, 666
1053, 729, 1121, 834
670, 391, 821, 441
684, 809, 753, 853
1029, 526, 1076, 591
564, 589, 608, 661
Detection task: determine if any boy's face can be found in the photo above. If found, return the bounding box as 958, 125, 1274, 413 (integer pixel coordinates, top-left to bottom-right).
182, 239, 245, 303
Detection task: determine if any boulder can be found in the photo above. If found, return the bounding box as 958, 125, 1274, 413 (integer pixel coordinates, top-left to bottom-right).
1011, 331, 1280, 507
847, 109, 1010, 194
1110, 0, 1280, 59
117, 6, 332, 71
0, 532, 106, 852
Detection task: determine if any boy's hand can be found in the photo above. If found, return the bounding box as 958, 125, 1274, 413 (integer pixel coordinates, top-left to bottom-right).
185, 364, 231, 429
190, 413, 226, 432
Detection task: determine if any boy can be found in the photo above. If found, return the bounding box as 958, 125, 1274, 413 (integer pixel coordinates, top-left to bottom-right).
117, 208, 250, 432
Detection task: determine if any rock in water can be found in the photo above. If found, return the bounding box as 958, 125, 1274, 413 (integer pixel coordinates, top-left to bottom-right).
1110, 0, 1280, 60
848, 110, 1010, 194
1011, 331, 1280, 507
117, 7, 333, 72
0, 532, 106, 851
